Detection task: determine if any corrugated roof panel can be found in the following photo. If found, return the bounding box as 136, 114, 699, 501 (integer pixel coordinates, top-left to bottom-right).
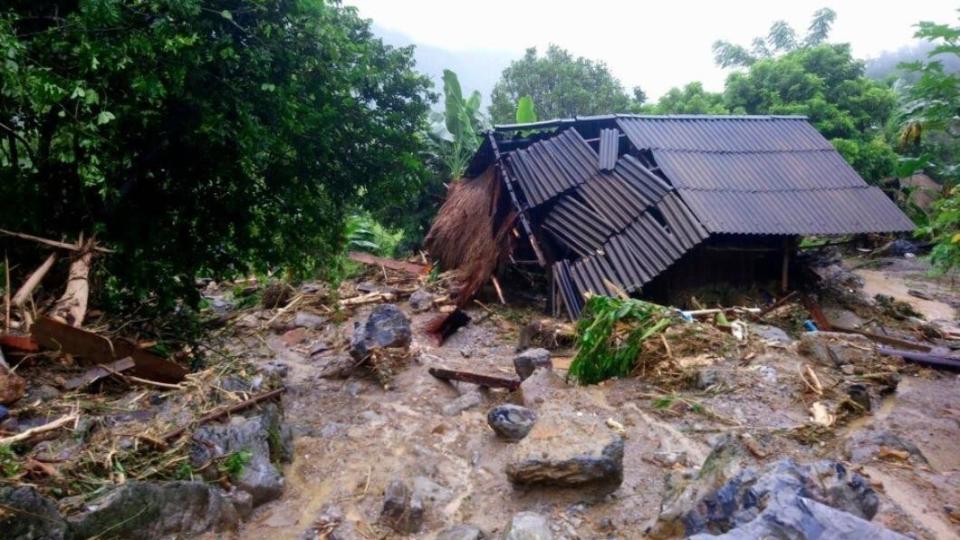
505, 128, 597, 208
598, 128, 619, 172
654, 149, 865, 191
679, 187, 915, 235
617, 116, 832, 152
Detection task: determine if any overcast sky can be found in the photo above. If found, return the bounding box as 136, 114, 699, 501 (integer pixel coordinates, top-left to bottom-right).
344, 0, 958, 100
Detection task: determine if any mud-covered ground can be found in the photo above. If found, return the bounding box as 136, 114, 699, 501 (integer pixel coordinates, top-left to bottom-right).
211, 256, 960, 539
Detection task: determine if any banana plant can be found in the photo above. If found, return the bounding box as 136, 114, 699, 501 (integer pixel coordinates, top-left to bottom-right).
429, 70, 488, 178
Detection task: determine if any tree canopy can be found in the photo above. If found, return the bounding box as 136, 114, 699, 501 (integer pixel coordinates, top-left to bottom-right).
0, 0, 433, 306
489, 45, 637, 124
713, 8, 837, 68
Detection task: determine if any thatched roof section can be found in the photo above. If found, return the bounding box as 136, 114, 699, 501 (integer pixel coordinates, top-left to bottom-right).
424, 165, 515, 305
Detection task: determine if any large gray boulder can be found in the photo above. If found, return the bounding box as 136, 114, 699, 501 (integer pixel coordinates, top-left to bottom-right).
506, 411, 624, 493
190, 403, 292, 506
648, 435, 905, 539
0, 486, 67, 540
67, 481, 239, 539
350, 304, 412, 361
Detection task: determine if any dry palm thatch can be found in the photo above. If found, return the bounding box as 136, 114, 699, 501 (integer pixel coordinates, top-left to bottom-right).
424, 165, 516, 339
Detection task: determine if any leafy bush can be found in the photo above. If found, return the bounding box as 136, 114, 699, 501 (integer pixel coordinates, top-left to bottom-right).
0, 1, 433, 309
568, 295, 672, 385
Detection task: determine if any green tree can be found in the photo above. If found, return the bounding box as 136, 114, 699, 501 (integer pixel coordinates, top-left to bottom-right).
0, 0, 433, 306
723, 44, 898, 182
648, 82, 728, 115
713, 7, 836, 67
899, 12, 960, 269
489, 45, 636, 124
429, 70, 486, 179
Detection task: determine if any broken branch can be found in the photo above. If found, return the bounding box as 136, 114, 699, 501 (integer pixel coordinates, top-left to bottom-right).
161, 387, 285, 442
12, 252, 57, 307
0, 229, 113, 253
0, 413, 78, 446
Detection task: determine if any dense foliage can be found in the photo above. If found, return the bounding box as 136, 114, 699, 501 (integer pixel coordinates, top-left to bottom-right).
0, 0, 433, 306
900, 14, 960, 269
712, 8, 837, 68
489, 45, 640, 124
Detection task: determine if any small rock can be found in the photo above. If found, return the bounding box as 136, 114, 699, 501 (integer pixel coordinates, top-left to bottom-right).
227, 489, 254, 520
260, 360, 290, 379
0, 369, 26, 405
437, 523, 486, 540
519, 367, 567, 408
506, 412, 624, 492
409, 288, 434, 312
350, 304, 412, 361
505, 512, 553, 540
442, 390, 484, 416
652, 451, 688, 468
846, 383, 871, 412
412, 476, 453, 507
294, 311, 327, 330
300, 505, 361, 540
460, 348, 473, 358
751, 324, 791, 343
0, 485, 67, 539
695, 368, 720, 390
514, 348, 552, 380
317, 354, 358, 379
487, 404, 537, 441
379, 479, 424, 534
844, 429, 927, 465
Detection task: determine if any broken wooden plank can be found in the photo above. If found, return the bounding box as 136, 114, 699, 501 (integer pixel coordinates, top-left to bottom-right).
830, 323, 930, 352
428, 367, 521, 390
753, 290, 799, 321
348, 251, 427, 276
0, 334, 39, 352
801, 295, 833, 331
877, 347, 960, 371
31, 317, 187, 383
338, 291, 396, 308
161, 387, 285, 443
62, 357, 136, 391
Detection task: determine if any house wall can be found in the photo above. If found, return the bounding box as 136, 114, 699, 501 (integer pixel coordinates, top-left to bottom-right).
639, 234, 797, 308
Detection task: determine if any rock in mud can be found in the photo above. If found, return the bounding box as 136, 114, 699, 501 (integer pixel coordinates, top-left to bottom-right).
190, 403, 292, 507
798, 332, 876, 367
751, 324, 791, 344
350, 304, 412, 361
505, 511, 553, 540
294, 310, 326, 330
0, 485, 68, 539
844, 429, 928, 465
0, 369, 26, 405
487, 404, 537, 441
437, 524, 486, 540
506, 412, 624, 492
648, 435, 898, 539
518, 367, 568, 408
442, 389, 484, 416
67, 481, 240, 539
514, 348, 552, 380
409, 288, 434, 312
379, 479, 424, 534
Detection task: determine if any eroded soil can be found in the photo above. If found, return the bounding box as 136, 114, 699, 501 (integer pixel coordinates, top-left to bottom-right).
215, 257, 960, 539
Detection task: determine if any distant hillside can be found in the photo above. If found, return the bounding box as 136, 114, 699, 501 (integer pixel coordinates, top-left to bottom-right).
373, 25, 517, 110
866, 40, 960, 82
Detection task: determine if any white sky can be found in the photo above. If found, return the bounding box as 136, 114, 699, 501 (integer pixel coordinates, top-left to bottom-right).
344, 0, 959, 99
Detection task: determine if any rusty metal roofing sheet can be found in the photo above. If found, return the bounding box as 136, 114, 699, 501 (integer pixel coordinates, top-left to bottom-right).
598, 129, 619, 172
679, 187, 915, 235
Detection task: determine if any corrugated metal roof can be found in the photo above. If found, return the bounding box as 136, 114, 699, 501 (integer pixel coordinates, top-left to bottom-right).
504, 128, 595, 207
680, 187, 915, 234
598, 128, 619, 172
616, 115, 831, 152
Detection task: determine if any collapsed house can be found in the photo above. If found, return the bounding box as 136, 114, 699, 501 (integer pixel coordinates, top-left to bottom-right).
425, 115, 915, 319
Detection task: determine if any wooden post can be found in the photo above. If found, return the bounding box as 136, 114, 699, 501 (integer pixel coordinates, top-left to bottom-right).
780, 237, 790, 293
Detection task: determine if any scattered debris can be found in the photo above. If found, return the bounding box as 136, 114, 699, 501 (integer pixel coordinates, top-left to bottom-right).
379, 479, 424, 534
429, 367, 521, 390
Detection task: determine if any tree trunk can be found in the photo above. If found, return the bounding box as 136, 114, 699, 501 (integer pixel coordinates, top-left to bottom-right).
50, 239, 93, 327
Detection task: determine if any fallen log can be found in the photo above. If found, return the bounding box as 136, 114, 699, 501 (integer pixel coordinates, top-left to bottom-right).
0, 413, 78, 446
348, 251, 427, 276
50, 239, 93, 327
62, 357, 136, 391
830, 323, 930, 352
161, 387, 285, 442
12, 253, 57, 308
878, 347, 960, 371
428, 367, 521, 390
32, 317, 187, 383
